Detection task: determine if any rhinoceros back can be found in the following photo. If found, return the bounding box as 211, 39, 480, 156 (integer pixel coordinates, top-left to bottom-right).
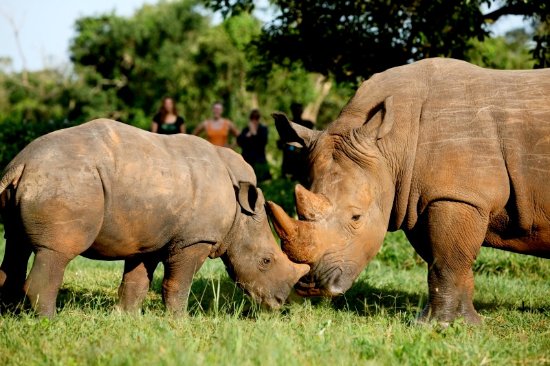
374, 59, 550, 254
4, 119, 237, 259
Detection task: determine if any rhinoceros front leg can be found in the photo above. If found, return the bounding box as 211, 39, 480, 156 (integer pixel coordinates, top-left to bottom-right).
162, 242, 211, 314
412, 201, 487, 325
117, 256, 159, 313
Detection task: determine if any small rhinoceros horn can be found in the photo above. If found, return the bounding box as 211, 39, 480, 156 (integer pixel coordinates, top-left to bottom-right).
295, 184, 332, 221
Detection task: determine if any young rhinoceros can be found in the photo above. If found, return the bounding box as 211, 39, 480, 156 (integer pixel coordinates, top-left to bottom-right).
0, 119, 309, 317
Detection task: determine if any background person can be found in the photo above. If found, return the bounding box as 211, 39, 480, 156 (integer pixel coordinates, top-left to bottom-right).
278, 102, 314, 182
237, 109, 271, 182
193, 102, 238, 147
151, 97, 185, 134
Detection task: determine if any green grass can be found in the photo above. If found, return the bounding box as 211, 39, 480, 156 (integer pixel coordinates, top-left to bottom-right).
0, 225, 549, 365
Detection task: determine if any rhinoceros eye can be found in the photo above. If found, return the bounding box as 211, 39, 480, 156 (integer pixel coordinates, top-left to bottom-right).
351, 214, 362, 222
259, 257, 272, 270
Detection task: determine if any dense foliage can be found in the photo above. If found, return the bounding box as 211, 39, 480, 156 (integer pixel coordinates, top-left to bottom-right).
0, 1, 351, 170
466, 28, 536, 69
68, 1, 330, 128
0, 0, 544, 171
206, 0, 550, 81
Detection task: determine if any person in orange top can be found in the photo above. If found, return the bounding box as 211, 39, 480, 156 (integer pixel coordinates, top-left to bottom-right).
193, 102, 239, 147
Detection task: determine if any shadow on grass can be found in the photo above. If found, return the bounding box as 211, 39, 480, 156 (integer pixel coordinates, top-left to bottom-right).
57, 287, 118, 312
148, 272, 255, 315
329, 280, 426, 320
328, 278, 549, 320
48, 275, 257, 317
474, 299, 549, 314
3, 273, 547, 318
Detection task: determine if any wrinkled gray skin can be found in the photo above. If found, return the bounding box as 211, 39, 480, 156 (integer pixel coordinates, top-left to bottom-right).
269, 58, 550, 324
0, 120, 308, 317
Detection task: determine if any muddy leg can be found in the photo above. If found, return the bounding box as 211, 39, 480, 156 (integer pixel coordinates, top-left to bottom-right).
24, 248, 72, 317
415, 201, 486, 325
162, 243, 211, 315
0, 240, 32, 311
117, 257, 159, 313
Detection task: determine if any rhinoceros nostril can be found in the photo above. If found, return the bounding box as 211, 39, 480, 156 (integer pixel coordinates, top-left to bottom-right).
326, 284, 345, 297
324, 271, 350, 297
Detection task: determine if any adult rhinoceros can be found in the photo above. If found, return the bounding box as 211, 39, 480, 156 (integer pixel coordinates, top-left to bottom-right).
268, 58, 550, 324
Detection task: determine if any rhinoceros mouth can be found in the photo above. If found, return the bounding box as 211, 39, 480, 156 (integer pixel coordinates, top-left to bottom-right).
294, 279, 324, 297
241, 287, 287, 309
294, 265, 349, 297
294, 279, 346, 297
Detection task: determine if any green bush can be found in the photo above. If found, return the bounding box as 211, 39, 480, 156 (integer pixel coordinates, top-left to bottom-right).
475, 247, 550, 280
0, 119, 79, 171
377, 231, 424, 270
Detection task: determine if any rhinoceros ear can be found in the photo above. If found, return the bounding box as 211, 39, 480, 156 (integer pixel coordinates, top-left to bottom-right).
237, 182, 265, 215
272, 112, 320, 149
356, 96, 394, 140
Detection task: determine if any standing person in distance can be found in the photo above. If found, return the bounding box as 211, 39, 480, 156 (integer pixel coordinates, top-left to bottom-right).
278, 102, 314, 183
237, 109, 272, 182
151, 97, 186, 134
193, 102, 239, 147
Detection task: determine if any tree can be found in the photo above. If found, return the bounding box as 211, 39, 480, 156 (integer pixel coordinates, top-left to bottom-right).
532, 18, 550, 68
70, 1, 208, 127
69, 1, 326, 127
0, 0, 350, 170
467, 28, 536, 69
0, 65, 111, 168
205, 0, 550, 81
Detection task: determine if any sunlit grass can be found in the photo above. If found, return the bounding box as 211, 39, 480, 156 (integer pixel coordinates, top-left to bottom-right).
0, 227, 549, 365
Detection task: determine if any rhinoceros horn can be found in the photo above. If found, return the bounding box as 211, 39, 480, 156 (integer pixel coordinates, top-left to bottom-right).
295, 184, 332, 221
266, 201, 319, 264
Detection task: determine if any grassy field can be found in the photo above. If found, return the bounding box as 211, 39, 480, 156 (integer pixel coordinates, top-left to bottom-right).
0, 221, 549, 365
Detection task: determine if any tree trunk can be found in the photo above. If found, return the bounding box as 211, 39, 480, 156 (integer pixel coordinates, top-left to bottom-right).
302, 74, 332, 124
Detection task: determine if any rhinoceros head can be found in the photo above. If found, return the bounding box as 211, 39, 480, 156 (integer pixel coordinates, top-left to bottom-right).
220, 182, 310, 309
268, 107, 396, 297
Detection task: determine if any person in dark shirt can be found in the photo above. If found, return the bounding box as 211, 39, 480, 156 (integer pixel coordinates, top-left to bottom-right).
278, 103, 314, 183
237, 109, 271, 182
151, 97, 185, 134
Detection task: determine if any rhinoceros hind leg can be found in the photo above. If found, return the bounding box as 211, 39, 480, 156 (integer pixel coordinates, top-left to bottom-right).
413, 201, 487, 325
162, 243, 211, 315
24, 248, 72, 317
0, 239, 32, 312
117, 256, 159, 313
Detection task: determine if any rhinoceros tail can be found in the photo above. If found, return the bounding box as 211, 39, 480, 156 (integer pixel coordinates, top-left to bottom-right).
0, 164, 25, 200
